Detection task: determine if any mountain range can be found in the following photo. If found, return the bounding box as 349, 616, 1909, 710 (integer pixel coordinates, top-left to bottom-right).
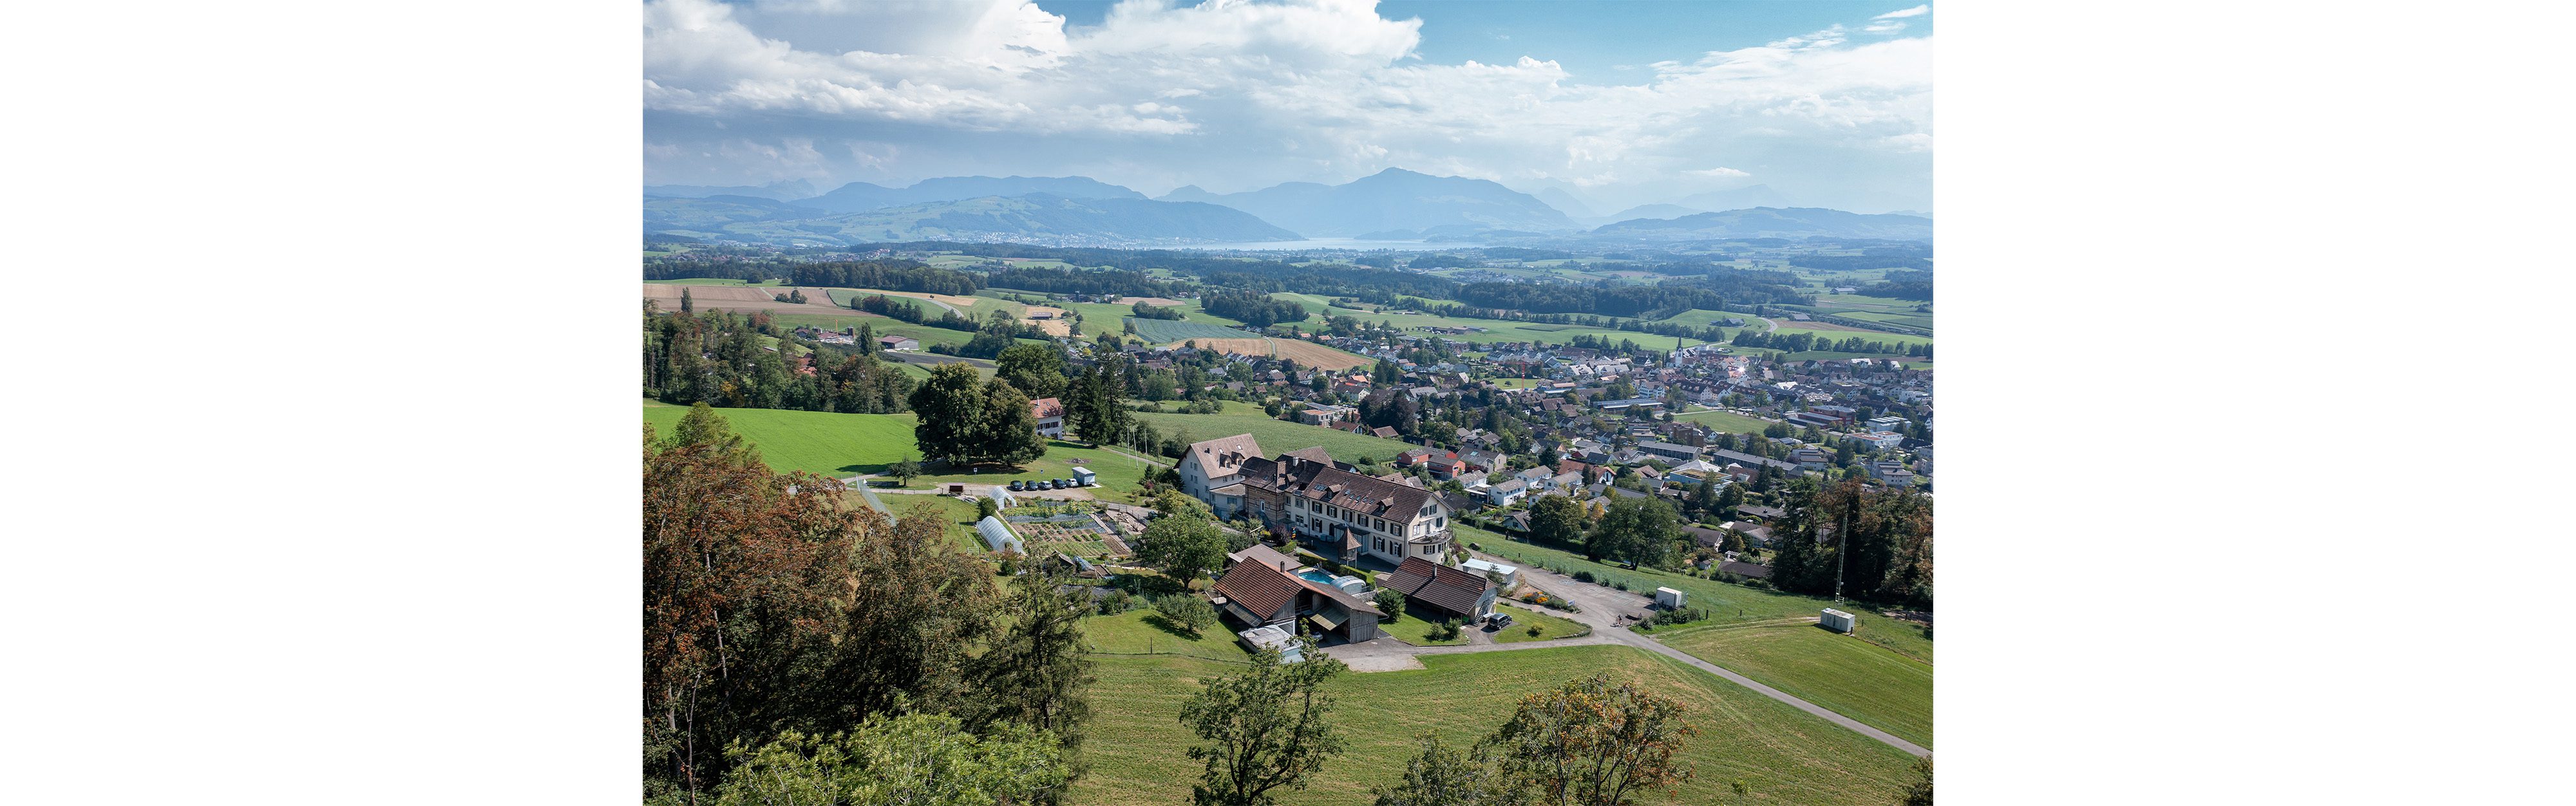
647, 193, 1296, 247
1157, 168, 1578, 237
642, 171, 1929, 246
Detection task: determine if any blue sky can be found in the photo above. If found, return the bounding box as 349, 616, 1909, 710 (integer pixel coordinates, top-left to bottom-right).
644, 1, 1933, 212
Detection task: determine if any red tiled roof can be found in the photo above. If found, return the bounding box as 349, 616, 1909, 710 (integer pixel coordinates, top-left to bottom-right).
1030, 397, 1065, 418
1379, 556, 1490, 618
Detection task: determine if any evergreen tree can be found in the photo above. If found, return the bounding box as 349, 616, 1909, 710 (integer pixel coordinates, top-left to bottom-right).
967, 570, 1097, 747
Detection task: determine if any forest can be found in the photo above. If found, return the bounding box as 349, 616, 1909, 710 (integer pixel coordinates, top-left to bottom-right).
1197, 288, 1309, 327
641, 307, 914, 413
787, 259, 985, 295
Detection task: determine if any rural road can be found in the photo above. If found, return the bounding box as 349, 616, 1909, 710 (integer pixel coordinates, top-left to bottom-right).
1321, 550, 1932, 759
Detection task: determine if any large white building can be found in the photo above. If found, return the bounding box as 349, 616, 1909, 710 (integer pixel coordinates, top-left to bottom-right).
1179, 433, 1455, 566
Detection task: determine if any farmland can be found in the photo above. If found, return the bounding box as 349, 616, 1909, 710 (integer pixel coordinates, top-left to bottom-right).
1072, 646, 1922, 806
1130, 401, 1417, 463
1181, 336, 1373, 371
1652, 621, 1935, 749
1125, 317, 1257, 343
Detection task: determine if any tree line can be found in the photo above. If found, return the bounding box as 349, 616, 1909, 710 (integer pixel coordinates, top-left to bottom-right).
1199, 288, 1310, 327
1766, 476, 1935, 609
786, 259, 985, 295
643, 306, 912, 414
1729, 328, 1933, 358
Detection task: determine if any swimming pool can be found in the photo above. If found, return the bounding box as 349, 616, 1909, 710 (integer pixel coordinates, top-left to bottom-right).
1296, 569, 1336, 585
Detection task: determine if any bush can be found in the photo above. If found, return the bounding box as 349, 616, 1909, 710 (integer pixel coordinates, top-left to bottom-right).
1099, 590, 1133, 615
1153, 594, 1217, 635
1611, 581, 1629, 592
1651, 605, 1707, 626
1429, 618, 1463, 641
1573, 570, 1596, 583
1524, 624, 1543, 637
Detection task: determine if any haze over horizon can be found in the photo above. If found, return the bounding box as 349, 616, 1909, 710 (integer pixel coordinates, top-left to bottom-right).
644, 0, 1934, 214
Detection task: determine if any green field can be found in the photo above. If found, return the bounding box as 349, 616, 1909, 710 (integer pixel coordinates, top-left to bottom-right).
1375, 603, 1472, 646
1126, 317, 1256, 344
1130, 402, 1417, 463
1261, 294, 1676, 347
1072, 646, 1920, 806
645, 277, 783, 287
641, 402, 917, 476
641, 403, 1164, 492
1457, 523, 1933, 664
1674, 407, 1774, 434
1489, 602, 1588, 643
1084, 608, 1254, 661
1653, 622, 1933, 749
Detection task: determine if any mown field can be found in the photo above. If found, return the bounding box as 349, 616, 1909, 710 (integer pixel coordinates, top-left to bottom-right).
641, 401, 916, 476
1674, 407, 1775, 435
1490, 602, 1589, 642
1072, 645, 1922, 806
641, 402, 1165, 491
1652, 621, 1934, 749
1126, 317, 1256, 343
1130, 402, 1417, 463
1457, 523, 1933, 664
1259, 294, 1671, 346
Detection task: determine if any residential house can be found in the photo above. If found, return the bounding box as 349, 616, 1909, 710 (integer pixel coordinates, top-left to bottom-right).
1178, 434, 1267, 520
1030, 397, 1066, 438
1486, 479, 1529, 507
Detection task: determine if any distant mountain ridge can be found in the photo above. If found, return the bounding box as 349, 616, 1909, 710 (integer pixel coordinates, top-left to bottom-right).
1589, 207, 1933, 241
798, 176, 1145, 214
1153, 168, 1578, 237
645, 193, 1299, 247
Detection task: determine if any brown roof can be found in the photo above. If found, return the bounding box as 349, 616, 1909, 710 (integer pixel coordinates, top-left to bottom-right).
1379, 556, 1491, 617
1284, 462, 1437, 525
1030, 397, 1065, 418
1210, 561, 1302, 623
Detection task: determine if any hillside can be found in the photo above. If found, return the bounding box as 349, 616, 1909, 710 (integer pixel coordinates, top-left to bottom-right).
1155, 167, 1578, 236
1589, 207, 1934, 241
641, 179, 819, 201
652, 193, 1303, 246
641, 194, 826, 232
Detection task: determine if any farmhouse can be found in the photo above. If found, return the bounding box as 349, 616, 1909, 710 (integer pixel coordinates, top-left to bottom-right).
1208, 558, 1383, 644
1378, 556, 1498, 619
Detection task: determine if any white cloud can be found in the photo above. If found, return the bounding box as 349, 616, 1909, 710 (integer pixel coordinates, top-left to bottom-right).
1865, 21, 1908, 34
641, 0, 1933, 209
1874, 5, 1930, 19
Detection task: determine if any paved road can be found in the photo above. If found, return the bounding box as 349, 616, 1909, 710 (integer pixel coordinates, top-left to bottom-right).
1320, 550, 1932, 758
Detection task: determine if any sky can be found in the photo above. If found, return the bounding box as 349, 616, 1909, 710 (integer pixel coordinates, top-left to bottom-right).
643, 1, 1933, 213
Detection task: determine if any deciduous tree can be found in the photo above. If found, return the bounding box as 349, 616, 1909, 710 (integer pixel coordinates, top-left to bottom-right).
710, 715, 1072, 806
1488, 673, 1698, 806
1181, 637, 1347, 806
1372, 733, 1531, 806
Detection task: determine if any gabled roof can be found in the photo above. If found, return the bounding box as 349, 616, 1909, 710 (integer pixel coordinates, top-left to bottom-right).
1029, 397, 1065, 418
1211, 561, 1303, 621
1184, 433, 1266, 474
1380, 556, 1492, 617
1284, 461, 1437, 523
1228, 543, 1298, 574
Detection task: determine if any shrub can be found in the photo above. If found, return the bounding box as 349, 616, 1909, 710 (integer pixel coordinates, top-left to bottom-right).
1573, 570, 1596, 583
1525, 624, 1543, 638
1099, 590, 1133, 615
1429, 618, 1463, 641
1651, 605, 1707, 626
1611, 581, 1629, 592
1153, 594, 1217, 635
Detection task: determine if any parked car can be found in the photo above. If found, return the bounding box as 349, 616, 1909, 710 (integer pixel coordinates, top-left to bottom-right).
1051, 478, 1068, 489
1484, 612, 1515, 628
1008, 480, 1024, 491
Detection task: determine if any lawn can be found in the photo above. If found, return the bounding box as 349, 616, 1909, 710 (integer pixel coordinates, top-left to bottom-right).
1375, 603, 1471, 646
1490, 602, 1588, 643
1072, 645, 1922, 806
851, 491, 989, 553
1675, 407, 1774, 434
1457, 523, 1934, 664
1651, 621, 1935, 749
1130, 401, 1418, 463
641, 402, 918, 477
1084, 608, 1254, 662
891, 440, 1172, 501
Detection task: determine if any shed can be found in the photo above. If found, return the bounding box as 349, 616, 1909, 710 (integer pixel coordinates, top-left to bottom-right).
1819, 608, 1855, 633
1654, 587, 1687, 608
1072, 466, 1097, 486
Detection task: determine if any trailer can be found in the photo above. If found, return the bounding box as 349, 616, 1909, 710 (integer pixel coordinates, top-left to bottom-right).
1819, 608, 1855, 633
1654, 586, 1687, 608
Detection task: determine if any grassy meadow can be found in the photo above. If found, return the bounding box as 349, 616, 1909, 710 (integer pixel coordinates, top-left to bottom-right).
1072, 645, 1922, 806
1651, 621, 1934, 749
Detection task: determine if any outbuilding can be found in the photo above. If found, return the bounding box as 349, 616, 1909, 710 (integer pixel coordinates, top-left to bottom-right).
1072, 466, 1097, 486
1654, 587, 1687, 608
1819, 608, 1855, 633
976, 516, 1025, 555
